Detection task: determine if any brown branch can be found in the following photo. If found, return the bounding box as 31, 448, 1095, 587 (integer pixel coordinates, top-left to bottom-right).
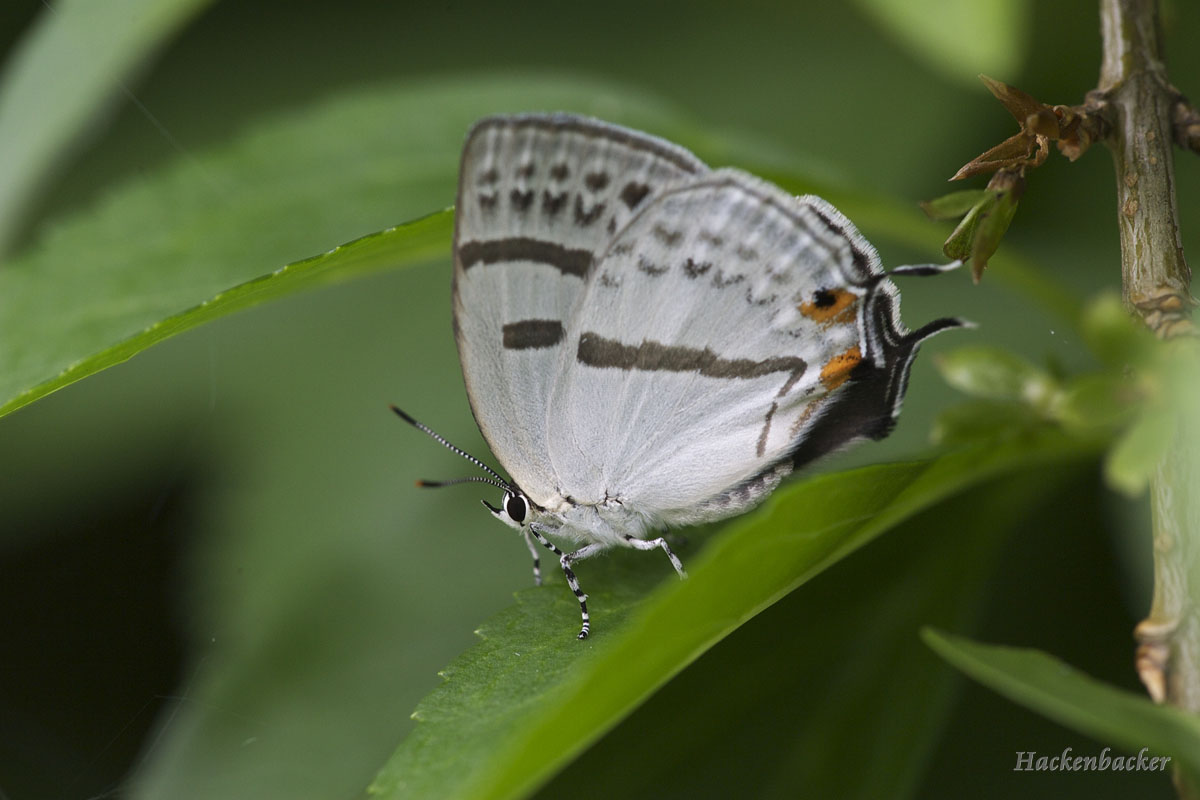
1097, 0, 1194, 338
1099, 3, 1200, 797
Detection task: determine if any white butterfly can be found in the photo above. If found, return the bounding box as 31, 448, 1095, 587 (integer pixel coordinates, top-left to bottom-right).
396, 113, 963, 638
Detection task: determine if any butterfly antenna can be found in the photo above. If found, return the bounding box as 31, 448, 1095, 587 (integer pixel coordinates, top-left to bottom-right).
417, 475, 511, 491
877, 259, 964, 280
390, 405, 512, 489
867, 260, 975, 338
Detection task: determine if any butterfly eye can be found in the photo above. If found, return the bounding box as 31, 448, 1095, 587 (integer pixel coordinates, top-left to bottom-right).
505, 492, 529, 524
812, 289, 836, 308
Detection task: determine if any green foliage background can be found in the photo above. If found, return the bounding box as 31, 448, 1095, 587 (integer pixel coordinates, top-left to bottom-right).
0, 1, 1197, 798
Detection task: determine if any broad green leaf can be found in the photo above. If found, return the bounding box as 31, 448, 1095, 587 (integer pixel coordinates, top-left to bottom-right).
369, 427, 1099, 800
0, 0, 214, 256
537, 468, 1080, 799
849, 0, 1031, 87
922, 629, 1200, 786
0, 77, 703, 420
0, 211, 451, 417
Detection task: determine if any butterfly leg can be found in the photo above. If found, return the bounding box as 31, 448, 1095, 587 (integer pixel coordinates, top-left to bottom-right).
521, 529, 543, 586
529, 524, 603, 639
624, 535, 688, 580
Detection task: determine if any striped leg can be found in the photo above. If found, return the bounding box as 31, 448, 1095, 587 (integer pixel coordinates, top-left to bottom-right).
522, 529, 543, 586
624, 534, 688, 579
529, 525, 603, 639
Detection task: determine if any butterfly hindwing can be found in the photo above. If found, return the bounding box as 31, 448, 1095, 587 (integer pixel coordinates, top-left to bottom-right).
453, 114, 708, 505
544, 169, 900, 522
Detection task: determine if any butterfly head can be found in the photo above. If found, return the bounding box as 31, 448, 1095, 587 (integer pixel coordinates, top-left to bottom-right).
391, 405, 537, 526
483, 489, 534, 529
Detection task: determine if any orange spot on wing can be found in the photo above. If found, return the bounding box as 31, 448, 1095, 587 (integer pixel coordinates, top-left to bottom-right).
799, 288, 859, 325
820, 346, 862, 391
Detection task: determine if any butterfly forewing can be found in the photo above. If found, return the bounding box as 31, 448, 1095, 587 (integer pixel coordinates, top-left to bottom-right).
544, 169, 893, 520
453, 114, 707, 505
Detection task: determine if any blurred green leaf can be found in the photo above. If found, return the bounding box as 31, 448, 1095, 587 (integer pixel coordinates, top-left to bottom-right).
935, 345, 1057, 406
849, 0, 1031, 87
922, 629, 1200, 785
1074, 297, 1200, 496
1082, 293, 1158, 368
920, 188, 990, 220
370, 427, 1098, 800
934, 295, 1189, 498
1055, 373, 1137, 432
931, 399, 1045, 445
1105, 407, 1175, 497
0, 0, 214, 257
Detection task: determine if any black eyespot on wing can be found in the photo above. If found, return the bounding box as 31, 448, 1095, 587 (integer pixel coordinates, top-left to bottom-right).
813, 289, 836, 308
506, 493, 528, 524
620, 181, 651, 209
585, 171, 610, 191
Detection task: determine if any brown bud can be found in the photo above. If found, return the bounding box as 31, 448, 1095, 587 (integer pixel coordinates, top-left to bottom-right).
980, 75, 1047, 125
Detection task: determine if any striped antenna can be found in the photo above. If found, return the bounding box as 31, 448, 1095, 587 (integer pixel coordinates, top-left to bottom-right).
418, 475, 511, 491
884, 259, 964, 278
390, 406, 512, 490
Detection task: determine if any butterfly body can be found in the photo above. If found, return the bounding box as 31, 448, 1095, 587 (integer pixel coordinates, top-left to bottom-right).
402, 113, 963, 638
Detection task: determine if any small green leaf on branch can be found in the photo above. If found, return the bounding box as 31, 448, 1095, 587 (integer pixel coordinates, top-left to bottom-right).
932, 169, 1023, 282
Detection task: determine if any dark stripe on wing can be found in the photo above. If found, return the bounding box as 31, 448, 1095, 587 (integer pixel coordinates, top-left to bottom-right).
577, 333, 806, 384
807, 205, 871, 276
458, 237, 592, 277
502, 319, 565, 350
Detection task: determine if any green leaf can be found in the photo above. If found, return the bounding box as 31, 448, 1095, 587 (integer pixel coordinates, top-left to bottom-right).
920, 189, 990, 220
935, 345, 1057, 406
922, 629, 1200, 785
0, 0, 214, 256
1105, 407, 1175, 496
0, 76, 701, 420
849, 0, 1032, 87
536, 468, 1078, 799
1055, 372, 1137, 432
369, 427, 1098, 800
0, 211, 451, 417
1081, 293, 1158, 368
969, 185, 1019, 280
931, 399, 1045, 445
942, 191, 998, 261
